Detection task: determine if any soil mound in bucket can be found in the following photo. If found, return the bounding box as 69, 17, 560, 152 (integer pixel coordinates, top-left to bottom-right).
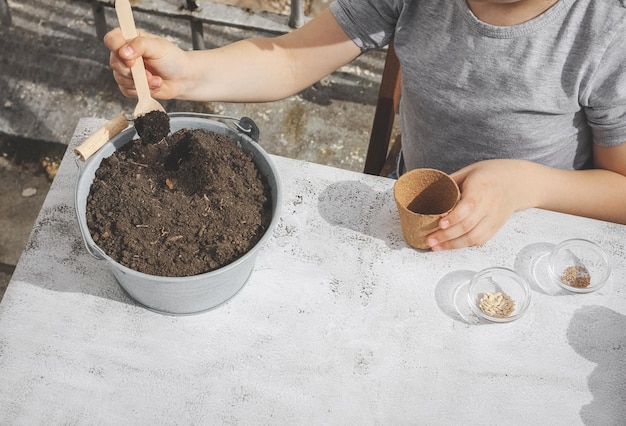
85, 128, 273, 277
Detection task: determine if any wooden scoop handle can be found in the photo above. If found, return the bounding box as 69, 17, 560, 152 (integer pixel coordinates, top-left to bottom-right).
74, 113, 128, 161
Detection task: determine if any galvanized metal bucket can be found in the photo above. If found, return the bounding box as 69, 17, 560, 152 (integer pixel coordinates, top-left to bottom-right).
75, 113, 282, 315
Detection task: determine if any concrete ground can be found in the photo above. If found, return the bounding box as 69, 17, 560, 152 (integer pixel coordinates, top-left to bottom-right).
0, 0, 391, 299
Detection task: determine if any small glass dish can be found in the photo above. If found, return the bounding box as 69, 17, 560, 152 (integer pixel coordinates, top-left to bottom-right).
547, 238, 611, 293
467, 267, 531, 323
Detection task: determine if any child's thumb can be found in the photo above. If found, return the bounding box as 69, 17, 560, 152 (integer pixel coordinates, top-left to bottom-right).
119, 44, 136, 59
119, 36, 157, 60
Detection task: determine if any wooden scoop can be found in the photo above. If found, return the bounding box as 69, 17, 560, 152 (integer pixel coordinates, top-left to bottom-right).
74, 1, 168, 161
115, 0, 166, 118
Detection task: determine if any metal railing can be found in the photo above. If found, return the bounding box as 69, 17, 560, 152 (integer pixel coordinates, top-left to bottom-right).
87, 0, 308, 50
1, 0, 12, 26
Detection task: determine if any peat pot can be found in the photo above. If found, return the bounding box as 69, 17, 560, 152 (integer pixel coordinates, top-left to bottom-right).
75, 113, 282, 315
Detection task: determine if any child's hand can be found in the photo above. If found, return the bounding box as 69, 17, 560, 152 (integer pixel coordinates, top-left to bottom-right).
426, 159, 539, 251
104, 28, 189, 100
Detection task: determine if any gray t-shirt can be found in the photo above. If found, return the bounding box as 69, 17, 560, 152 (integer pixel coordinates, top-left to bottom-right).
330, 0, 626, 174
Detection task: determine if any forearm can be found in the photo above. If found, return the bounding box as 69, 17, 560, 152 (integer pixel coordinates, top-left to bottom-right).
181, 38, 313, 102
526, 162, 626, 224
177, 8, 360, 102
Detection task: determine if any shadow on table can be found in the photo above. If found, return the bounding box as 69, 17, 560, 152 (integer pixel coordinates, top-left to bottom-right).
434, 269, 486, 325
514, 242, 573, 296
567, 306, 626, 424
16, 198, 136, 308
316, 180, 406, 249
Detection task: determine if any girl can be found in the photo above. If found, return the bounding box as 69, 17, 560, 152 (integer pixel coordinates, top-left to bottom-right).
105, 0, 626, 250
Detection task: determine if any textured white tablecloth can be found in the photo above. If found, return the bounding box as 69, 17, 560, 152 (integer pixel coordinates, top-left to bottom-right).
0, 118, 624, 424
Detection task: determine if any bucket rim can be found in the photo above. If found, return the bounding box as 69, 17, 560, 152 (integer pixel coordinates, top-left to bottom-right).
75, 113, 283, 283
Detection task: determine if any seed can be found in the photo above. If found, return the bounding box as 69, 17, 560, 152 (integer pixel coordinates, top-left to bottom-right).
479, 291, 515, 318
560, 265, 591, 288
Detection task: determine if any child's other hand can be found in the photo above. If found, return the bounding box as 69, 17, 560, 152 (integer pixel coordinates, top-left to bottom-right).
426, 159, 538, 251
104, 28, 188, 100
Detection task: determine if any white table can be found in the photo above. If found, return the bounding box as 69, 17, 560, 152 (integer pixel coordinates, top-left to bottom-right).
1, 118, 625, 424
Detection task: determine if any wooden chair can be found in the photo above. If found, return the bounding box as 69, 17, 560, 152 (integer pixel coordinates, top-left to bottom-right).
363, 42, 401, 176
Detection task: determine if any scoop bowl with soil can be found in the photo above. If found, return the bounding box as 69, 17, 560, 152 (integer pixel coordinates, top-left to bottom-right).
75, 113, 282, 315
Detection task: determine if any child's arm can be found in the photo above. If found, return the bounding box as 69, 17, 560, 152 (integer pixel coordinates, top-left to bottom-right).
538, 143, 626, 222
104, 8, 361, 103
426, 142, 626, 251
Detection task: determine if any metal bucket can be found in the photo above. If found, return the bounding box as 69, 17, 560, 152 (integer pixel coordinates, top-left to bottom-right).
75, 113, 282, 315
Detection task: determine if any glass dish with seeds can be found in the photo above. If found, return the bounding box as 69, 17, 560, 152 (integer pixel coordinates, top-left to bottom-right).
467, 267, 531, 323
548, 238, 611, 293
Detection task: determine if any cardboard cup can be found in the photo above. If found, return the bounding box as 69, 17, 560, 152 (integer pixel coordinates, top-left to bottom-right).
394, 168, 460, 249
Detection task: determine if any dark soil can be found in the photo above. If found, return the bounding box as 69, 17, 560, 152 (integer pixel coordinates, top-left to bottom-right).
85, 128, 273, 277
134, 110, 170, 145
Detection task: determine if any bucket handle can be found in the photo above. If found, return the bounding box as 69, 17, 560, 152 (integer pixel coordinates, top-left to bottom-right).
167, 112, 260, 142
235, 117, 260, 142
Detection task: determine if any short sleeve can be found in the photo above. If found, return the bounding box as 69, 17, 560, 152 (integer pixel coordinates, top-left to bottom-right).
583, 20, 626, 147
329, 0, 402, 51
